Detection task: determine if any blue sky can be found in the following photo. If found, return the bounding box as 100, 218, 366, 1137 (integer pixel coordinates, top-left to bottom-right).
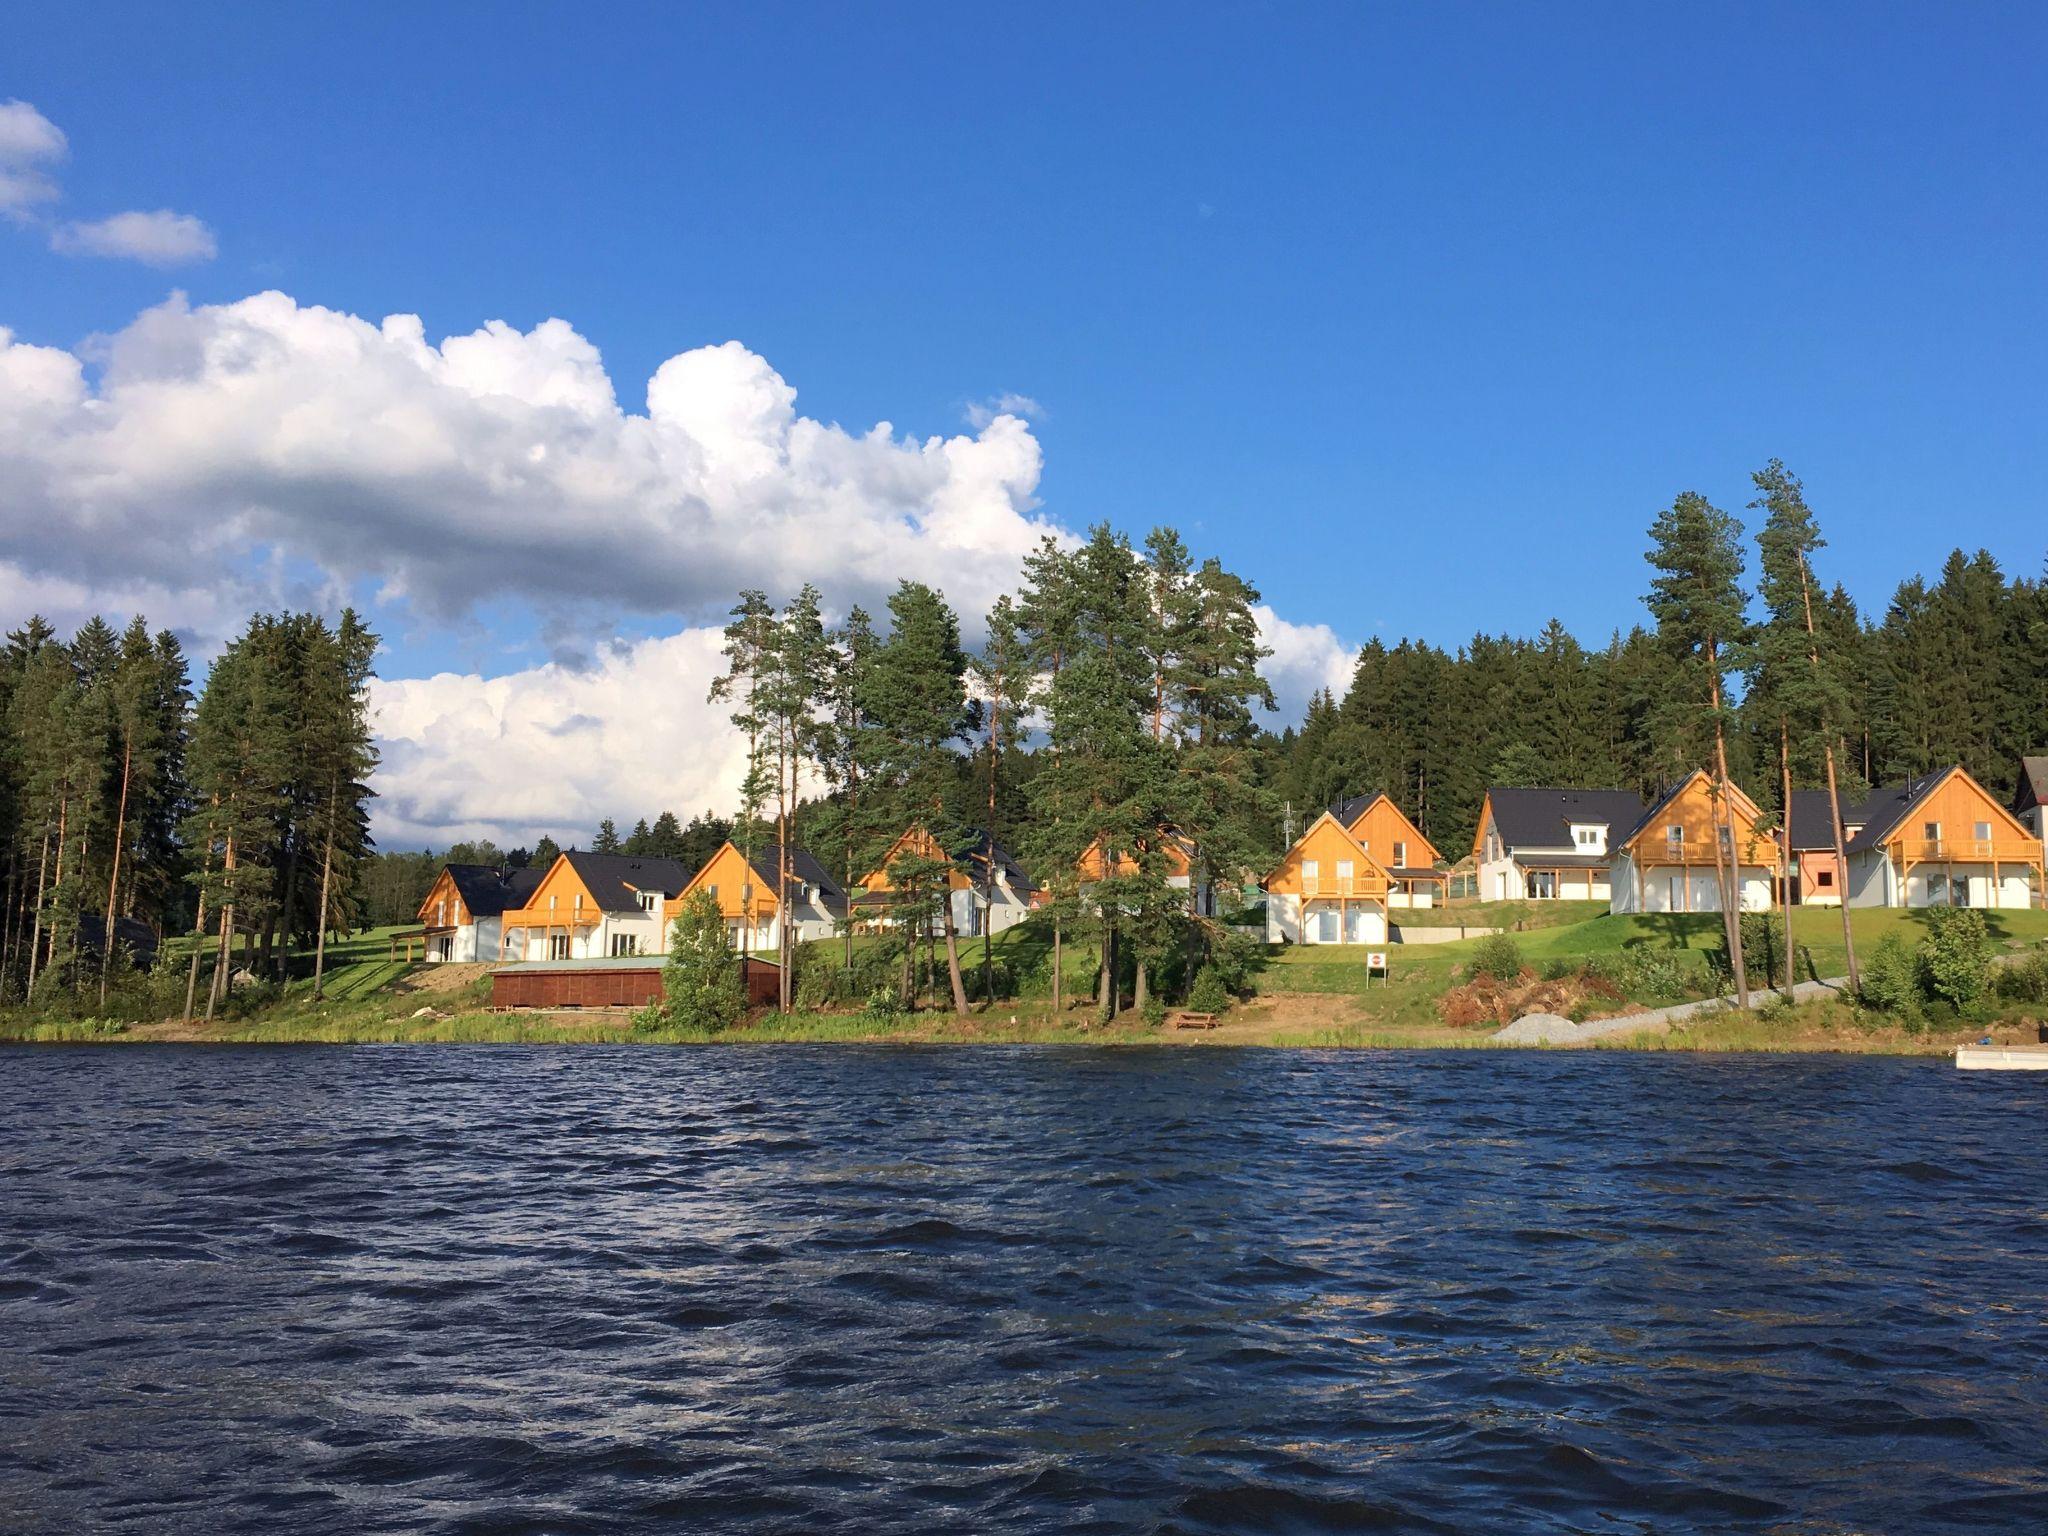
4, 3, 2045, 841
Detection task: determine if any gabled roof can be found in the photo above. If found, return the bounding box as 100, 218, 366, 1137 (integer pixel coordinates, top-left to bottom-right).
743, 844, 848, 914
1839, 766, 2036, 856
441, 863, 546, 917
1481, 787, 1647, 851
1618, 771, 1764, 851
1841, 770, 1951, 855
2017, 756, 2048, 815
1327, 792, 1383, 827
560, 851, 694, 911
1784, 789, 1875, 852
1263, 809, 1391, 888
952, 829, 1036, 892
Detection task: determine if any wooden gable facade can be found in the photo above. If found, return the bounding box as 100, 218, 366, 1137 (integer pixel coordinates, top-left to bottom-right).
672, 841, 780, 935
417, 867, 472, 934
1852, 766, 2043, 909
1262, 812, 1392, 945
1336, 793, 1446, 906
498, 855, 606, 959
859, 826, 975, 895
1613, 770, 1777, 914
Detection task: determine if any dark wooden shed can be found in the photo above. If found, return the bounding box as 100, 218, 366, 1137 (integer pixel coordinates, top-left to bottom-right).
491, 955, 781, 1011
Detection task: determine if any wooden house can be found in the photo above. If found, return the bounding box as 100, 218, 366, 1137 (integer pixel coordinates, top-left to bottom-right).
669, 840, 847, 951
1841, 766, 2043, 909
853, 825, 1035, 937
1262, 810, 1391, 945
1471, 787, 1647, 902
1075, 831, 1211, 914
416, 863, 544, 962
2014, 755, 2048, 842
1609, 771, 1777, 914
1328, 792, 1447, 907
497, 851, 692, 962
1781, 789, 1865, 907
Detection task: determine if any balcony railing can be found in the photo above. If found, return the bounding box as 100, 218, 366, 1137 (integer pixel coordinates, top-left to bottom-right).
1897, 838, 2037, 863
1641, 838, 1752, 864
1301, 876, 1384, 898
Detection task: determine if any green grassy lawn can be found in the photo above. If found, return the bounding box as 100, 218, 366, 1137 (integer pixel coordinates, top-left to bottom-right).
12, 905, 2042, 1050
1391, 898, 1608, 930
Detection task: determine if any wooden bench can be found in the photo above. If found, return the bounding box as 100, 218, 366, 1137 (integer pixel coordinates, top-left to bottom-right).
1168, 1010, 1219, 1030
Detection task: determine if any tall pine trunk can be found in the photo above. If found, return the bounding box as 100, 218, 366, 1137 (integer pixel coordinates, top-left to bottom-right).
1051, 915, 1063, 1017
205, 835, 238, 1020
1779, 718, 1796, 999
311, 781, 339, 1001
1797, 551, 1860, 993
940, 887, 968, 1016
26, 827, 51, 996
1708, 661, 1749, 1009
99, 739, 134, 1007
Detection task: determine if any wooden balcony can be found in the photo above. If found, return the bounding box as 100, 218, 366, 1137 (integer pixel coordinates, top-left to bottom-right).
1897, 838, 2040, 864
1300, 876, 1387, 899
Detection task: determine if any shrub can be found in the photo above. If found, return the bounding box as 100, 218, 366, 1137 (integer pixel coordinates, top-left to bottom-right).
1995, 949, 2048, 1005
1139, 995, 1166, 1026
863, 986, 905, 1020
646, 889, 745, 1033
1186, 966, 1232, 1015
1469, 934, 1523, 981
1920, 906, 1992, 1011
1857, 932, 1918, 1016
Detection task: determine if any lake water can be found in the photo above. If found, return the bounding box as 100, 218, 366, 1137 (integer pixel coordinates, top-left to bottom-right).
2, 1047, 2045, 1534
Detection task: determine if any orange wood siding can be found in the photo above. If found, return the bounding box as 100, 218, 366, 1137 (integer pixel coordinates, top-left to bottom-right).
1264, 815, 1390, 897
1882, 769, 2044, 869
417, 868, 470, 929
670, 842, 780, 925
1078, 835, 1192, 882
501, 855, 603, 927
1342, 795, 1441, 870
860, 826, 973, 893
1624, 772, 1775, 867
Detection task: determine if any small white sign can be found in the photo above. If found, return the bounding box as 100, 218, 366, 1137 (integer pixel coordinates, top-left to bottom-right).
1366, 950, 1388, 969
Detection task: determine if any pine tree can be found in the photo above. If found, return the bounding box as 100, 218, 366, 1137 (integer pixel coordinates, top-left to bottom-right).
1749, 460, 1859, 993
1645, 490, 1752, 1007
593, 818, 622, 854
865, 582, 979, 1016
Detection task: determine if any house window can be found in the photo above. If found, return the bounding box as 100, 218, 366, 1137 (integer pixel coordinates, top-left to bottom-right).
637, 890, 658, 912
435, 899, 445, 925
1974, 821, 1991, 844
1667, 825, 1684, 848
1336, 859, 1354, 890
1924, 821, 1941, 842
1393, 842, 1407, 867
1816, 869, 1833, 888
548, 894, 558, 910
611, 933, 639, 956
548, 934, 570, 959
1301, 859, 1319, 889
707, 884, 718, 901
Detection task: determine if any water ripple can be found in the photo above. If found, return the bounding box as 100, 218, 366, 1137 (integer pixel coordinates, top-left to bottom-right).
1, 1046, 2045, 1533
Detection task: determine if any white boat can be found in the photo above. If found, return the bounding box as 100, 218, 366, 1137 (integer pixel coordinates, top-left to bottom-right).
1955, 1044, 2048, 1071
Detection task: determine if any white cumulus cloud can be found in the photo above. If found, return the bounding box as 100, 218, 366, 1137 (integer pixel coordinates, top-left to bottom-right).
51, 208, 217, 265
1, 289, 1358, 846
368, 627, 750, 849
1, 98, 214, 263
0, 99, 66, 218
0, 292, 1058, 635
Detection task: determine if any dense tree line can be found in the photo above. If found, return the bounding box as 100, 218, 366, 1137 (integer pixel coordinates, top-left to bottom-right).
1276, 472, 2047, 864
1, 610, 378, 1014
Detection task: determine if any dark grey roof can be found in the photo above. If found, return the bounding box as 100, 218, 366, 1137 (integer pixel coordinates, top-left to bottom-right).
2017, 756, 2048, 814
562, 851, 694, 911
1483, 787, 1646, 851
442, 863, 545, 917
1785, 789, 1885, 852
1843, 770, 1955, 855
742, 844, 848, 915
75, 914, 160, 960
948, 829, 1036, 893
1328, 792, 1382, 826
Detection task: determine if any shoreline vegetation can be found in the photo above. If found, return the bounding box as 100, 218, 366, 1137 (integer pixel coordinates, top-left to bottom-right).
10, 905, 2045, 1055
